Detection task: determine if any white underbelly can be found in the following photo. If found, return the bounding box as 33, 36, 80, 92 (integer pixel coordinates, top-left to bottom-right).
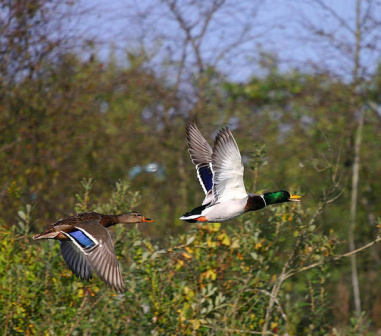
202, 199, 247, 222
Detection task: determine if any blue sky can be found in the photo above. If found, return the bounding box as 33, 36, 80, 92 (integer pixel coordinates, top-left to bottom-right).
77, 0, 381, 82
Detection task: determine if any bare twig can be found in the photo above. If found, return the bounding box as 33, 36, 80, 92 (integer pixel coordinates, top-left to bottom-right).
310, 0, 356, 35
349, 106, 364, 315
259, 290, 287, 323
284, 235, 381, 281
262, 271, 286, 335
348, 0, 364, 315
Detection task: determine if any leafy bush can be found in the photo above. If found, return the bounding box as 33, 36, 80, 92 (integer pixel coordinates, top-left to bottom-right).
2, 180, 375, 335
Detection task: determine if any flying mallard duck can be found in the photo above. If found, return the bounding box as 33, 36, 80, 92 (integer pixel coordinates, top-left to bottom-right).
180, 121, 301, 223
33, 211, 154, 293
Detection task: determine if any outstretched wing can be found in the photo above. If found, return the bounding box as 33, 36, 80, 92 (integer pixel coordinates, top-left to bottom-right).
186, 122, 213, 193
60, 241, 93, 281
211, 127, 247, 204
61, 220, 126, 293
186, 121, 213, 204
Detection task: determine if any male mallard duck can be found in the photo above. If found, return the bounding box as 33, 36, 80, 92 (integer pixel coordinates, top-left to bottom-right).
180, 121, 301, 223
33, 211, 154, 293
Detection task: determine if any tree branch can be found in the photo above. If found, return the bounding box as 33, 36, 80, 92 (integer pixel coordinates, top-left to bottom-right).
284, 235, 381, 281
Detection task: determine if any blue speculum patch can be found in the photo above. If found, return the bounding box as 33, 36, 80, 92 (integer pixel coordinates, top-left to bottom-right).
198, 165, 213, 192
69, 230, 95, 248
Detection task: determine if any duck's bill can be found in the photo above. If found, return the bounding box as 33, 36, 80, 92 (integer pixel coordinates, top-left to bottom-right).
142, 217, 155, 222
288, 194, 301, 202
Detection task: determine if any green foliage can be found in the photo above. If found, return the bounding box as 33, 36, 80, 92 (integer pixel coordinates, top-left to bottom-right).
1, 57, 381, 332
2, 180, 372, 335
1, 1, 381, 331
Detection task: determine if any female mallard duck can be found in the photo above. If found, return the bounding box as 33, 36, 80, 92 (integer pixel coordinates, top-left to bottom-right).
180, 121, 301, 223
33, 211, 154, 293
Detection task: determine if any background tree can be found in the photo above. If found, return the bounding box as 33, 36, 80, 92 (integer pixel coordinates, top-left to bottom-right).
1, 0, 381, 333
283, 0, 381, 317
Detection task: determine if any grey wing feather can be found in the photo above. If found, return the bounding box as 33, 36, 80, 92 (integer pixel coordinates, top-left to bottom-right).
60, 241, 93, 281
186, 121, 214, 201
186, 121, 213, 167
74, 222, 126, 293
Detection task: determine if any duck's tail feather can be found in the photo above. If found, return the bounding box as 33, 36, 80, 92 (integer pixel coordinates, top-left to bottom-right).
33, 230, 60, 240
180, 204, 209, 222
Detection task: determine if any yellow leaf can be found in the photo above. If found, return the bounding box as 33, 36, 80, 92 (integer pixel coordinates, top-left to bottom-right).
222, 235, 231, 246
92, 286, 100, 294
231, 239, 240, 249
210, 223, 221, 232
145, 241, 154, 252
205, 269, 217, 280
207, 237, 216, 248
187, 290, 194, 300
177, 309, 186, 322
271, 322, 278, 329
176, 259, 184, 270
191, 319, 200, 330
182, 252, 192, 259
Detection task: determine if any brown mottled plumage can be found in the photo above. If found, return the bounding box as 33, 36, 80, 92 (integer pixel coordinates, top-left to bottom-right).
33, 211, 154, 293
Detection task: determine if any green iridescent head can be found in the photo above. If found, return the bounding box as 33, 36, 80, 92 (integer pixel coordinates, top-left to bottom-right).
263, 190, 301, 205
